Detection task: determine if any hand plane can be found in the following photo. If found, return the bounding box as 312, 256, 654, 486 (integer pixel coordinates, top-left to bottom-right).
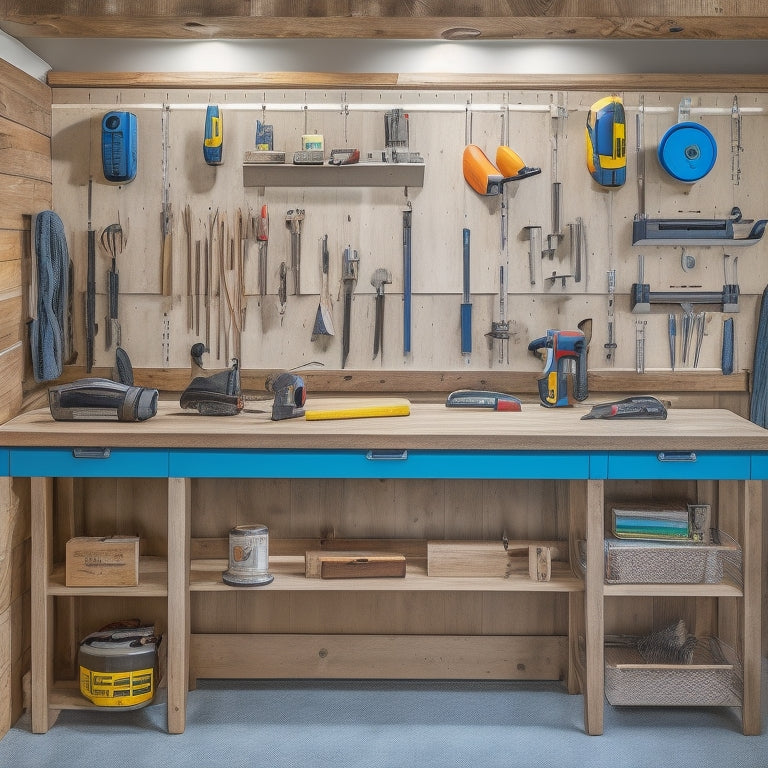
266, 371, 306, 421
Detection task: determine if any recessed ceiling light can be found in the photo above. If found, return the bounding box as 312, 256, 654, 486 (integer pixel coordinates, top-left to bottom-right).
441, 27, 482, 41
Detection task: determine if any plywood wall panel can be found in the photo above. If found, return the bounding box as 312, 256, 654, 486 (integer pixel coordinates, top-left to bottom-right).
51, 87, 768, 378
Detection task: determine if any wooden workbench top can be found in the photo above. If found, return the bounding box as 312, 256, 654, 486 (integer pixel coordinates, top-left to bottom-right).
1, 398, 767, 452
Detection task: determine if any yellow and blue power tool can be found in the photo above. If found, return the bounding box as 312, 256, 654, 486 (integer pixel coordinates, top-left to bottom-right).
203, 105, 223, 165
528, 329, 588, 408
585, 95, 626, 187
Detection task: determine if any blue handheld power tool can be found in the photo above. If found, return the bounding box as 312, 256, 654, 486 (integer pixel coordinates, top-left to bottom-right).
528, 329, 589, 407
102, 111, 137, 183
203, 105, 223, 165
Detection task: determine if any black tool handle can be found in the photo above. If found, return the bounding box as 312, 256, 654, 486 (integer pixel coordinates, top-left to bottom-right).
574, 342, 589, 402
342, 288, 352, 369
86, 228, 96, 372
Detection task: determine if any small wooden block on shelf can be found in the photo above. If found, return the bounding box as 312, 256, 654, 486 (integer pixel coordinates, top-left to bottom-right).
427, 540, 562, 580
306, 551, 406, 579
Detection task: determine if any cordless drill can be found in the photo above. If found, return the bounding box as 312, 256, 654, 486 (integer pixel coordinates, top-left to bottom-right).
528, 329, 588, 407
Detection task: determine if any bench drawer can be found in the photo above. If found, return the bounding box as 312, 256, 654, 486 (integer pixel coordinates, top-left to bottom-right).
10, 447, 169, 477
606, 451, 750, 480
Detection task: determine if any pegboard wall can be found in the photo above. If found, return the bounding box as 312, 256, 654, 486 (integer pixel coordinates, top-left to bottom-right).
50, 87, 768, 378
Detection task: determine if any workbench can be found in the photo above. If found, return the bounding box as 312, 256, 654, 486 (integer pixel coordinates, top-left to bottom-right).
0, 400, 765, 736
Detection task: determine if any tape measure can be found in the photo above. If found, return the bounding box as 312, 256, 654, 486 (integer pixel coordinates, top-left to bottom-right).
79, 624, 159, 709
658, 122, 717, 183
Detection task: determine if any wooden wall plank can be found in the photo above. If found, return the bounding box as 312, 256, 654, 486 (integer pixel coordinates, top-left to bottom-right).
0, 260, 21, 292
0, 175, 50, 230
0, 59, 50, 136
0, 117, 51, 182
0, 298, 23, 357
0, 343, 22, 424
0, 54, 51, 741
0, 230, 25, 264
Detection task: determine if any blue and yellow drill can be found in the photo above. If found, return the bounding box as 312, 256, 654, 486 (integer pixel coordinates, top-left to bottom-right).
528, 328, 589, 407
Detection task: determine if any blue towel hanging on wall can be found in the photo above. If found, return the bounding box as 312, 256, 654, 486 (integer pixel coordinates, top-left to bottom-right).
29, 210, 70, 382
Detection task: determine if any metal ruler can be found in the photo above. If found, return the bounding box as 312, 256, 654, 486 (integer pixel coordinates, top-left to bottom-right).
635, 319, 646, 373
162, 312, 170, 368
731, 95, 743, 186
605, 269, 617, 364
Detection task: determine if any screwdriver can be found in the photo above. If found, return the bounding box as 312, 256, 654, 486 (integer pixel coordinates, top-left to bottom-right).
668, 313, 676, 370
256, 204, 269, 297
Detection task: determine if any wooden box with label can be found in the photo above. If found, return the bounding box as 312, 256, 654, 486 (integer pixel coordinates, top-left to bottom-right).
65, 536, 140, 587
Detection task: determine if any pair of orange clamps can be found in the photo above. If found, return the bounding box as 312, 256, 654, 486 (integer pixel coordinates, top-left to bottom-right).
462, 144, 541, 196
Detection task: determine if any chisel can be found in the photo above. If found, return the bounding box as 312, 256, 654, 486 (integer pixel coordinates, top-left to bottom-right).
461, 228, 472, 358
341, 245, 359, 369
256, 204, 269, 298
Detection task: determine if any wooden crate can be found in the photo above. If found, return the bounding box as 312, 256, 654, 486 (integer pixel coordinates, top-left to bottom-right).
65, 536, 140, 587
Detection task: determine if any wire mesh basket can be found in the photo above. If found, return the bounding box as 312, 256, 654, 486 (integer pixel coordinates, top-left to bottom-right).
604, 636, 743, 707
603, 529, 742, 585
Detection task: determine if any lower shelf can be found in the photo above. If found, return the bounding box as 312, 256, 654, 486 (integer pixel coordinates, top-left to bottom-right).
189, 633, 569, 682
48, 681, 167, 712
604, 636, 742, 707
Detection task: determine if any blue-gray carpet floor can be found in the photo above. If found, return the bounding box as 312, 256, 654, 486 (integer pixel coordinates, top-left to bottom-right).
2, 670, 768, 768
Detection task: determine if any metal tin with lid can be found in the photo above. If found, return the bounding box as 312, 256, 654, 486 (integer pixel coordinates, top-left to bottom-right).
222, 523, 274, 586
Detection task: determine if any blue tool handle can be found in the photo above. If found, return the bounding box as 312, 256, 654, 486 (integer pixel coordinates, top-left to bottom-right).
461, 302, 472, 355
403, 210, 412, 354
722, 316, 734, 375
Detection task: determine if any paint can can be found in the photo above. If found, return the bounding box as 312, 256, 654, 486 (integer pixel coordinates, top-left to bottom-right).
222, 523, 274, 586
78, 624, 158, 709
658, 122, 717, 183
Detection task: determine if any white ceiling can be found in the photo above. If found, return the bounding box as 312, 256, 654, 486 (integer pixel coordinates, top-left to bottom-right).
4, 36, 768, 83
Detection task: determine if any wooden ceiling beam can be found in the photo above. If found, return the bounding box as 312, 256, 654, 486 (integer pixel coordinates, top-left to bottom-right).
45, 71, 768, 92
3, 8, 768, 41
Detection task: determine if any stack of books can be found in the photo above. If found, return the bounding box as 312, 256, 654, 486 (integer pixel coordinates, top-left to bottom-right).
611, 503, 692, 540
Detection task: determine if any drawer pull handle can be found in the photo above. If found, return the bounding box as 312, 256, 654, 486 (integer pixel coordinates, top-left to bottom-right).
657, 451, 696, 463
72, 447, 112, 459
366, 449, 408, 461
